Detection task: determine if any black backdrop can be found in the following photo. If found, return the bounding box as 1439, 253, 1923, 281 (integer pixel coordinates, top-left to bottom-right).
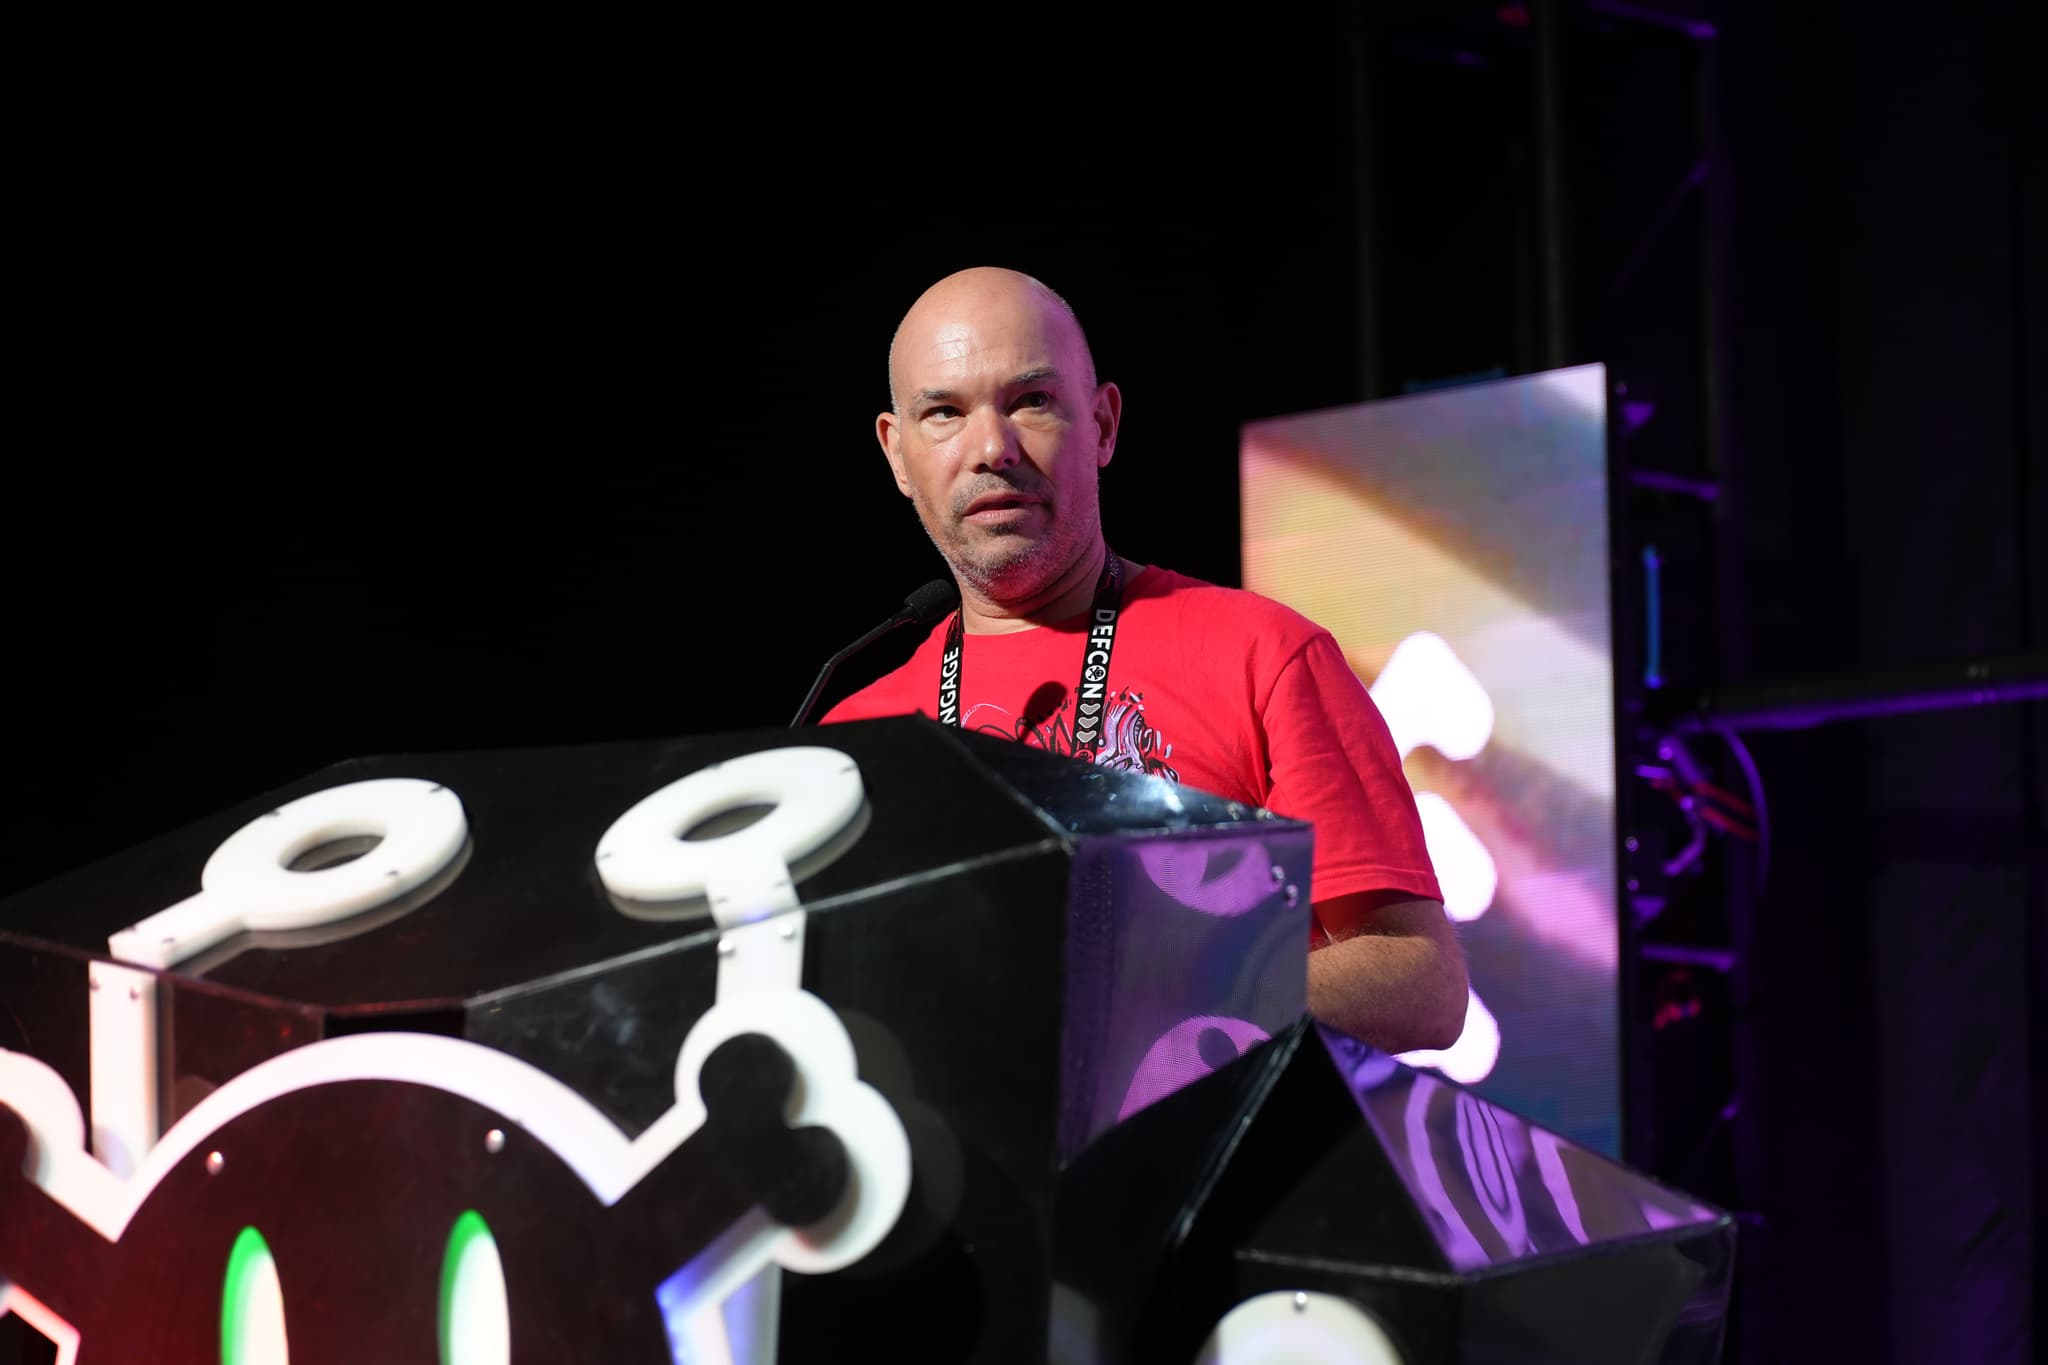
6, 4, 2041, 1361
7, 22, 1384, 898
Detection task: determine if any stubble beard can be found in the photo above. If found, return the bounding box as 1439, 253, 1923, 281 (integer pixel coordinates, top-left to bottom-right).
912, 492, 1071, 603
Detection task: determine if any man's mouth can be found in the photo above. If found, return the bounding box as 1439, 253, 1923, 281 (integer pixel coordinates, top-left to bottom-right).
963, 493, 1042, 521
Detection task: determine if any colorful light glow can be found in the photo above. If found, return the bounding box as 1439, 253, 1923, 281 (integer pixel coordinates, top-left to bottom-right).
1243, 362, 1620, 1155
437, 1209, 509, 1365
220, 1225, 288, 1365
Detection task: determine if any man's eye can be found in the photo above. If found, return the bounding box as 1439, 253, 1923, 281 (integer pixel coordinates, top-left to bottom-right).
1013, 391, 1052, 411
923, 406, 960, 421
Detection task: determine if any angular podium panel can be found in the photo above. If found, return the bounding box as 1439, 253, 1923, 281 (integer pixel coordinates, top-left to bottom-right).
0, 717, 1319, 1363
1143, 1021, 1737, 1365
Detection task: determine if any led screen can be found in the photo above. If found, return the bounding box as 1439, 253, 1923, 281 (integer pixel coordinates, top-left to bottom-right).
1241, 363, 1619, 1156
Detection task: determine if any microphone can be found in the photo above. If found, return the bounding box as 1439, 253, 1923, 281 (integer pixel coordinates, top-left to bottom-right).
790, 578, 960, 727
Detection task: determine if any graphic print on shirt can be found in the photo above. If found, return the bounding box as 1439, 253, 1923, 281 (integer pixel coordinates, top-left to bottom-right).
964, 688, 1181, 782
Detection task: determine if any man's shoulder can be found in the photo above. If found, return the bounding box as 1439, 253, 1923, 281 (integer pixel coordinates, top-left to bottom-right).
1131, 565, 1330, 641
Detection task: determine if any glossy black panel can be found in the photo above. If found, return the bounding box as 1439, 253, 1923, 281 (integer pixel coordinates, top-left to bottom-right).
0, 939, 90, 1139
1458, 1228, 1736, 1365
1049, 1032, 1292, 1364
1325, 1025, 1726, 1271
1153, 1023, 1735, 1363
463, 929, 722, 1137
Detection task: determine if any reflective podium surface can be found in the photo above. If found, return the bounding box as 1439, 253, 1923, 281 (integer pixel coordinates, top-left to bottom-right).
0, 717, 1731, 1362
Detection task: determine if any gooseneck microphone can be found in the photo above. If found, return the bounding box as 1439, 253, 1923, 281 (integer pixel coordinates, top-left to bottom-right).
790, 579, 960, 727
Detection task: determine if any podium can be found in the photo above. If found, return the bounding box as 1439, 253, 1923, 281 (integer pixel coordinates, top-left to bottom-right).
0, 716, 1733, 1363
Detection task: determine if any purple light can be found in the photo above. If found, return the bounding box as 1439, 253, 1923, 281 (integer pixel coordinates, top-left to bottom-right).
1629, 468, 1721, 500
1457, 1090, 1530, 1254
1117, 1015, 1272, 1122
1137, 839, 1276, 916
657, 1236, 771, 1364
1532, 1128, 1592, 1246
1585, 0, 1718, 40
1681, 675, 2048, 733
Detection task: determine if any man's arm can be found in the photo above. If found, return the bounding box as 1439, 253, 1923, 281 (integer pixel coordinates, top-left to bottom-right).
1306, 891, 1468, 1054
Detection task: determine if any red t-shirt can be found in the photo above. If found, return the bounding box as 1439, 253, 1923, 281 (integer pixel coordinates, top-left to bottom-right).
822, 566, 1442, 938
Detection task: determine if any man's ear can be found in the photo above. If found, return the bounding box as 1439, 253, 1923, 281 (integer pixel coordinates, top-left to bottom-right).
1094, 381, 1123, 469
877, 410, 912, 497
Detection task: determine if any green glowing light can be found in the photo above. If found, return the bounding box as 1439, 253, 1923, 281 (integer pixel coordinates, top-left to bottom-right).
439, 1209, 509, 1365
220, 1225, 287, 1365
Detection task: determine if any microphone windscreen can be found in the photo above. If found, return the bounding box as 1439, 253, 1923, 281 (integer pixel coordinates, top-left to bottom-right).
902, 578, 960, 626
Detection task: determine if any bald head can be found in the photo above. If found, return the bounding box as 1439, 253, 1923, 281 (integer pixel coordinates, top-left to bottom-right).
873, 264, 1123, 619
887, 267, 1096, 412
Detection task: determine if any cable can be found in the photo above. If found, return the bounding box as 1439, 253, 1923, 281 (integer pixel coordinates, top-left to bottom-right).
1697, 804, 1756, 842
1714, 725, 1770, 895
1642, 545, 1665, 690
1643, 738, 1757, 837
1688, 776, 1755, 817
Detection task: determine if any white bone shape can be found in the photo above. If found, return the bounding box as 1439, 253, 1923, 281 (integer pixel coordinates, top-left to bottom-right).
0, 991, 910, 1365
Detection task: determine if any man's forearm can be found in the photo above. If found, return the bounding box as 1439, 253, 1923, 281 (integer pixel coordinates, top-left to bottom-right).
1306, 897, 1468, 1053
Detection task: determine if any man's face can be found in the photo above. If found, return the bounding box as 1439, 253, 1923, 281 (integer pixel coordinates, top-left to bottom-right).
878, 279, 1120, 602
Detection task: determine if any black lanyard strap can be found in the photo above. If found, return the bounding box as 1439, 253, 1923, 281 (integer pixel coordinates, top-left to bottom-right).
938, 553, 1125, 759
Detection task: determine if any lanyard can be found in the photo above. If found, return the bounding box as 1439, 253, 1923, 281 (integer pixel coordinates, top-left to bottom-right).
938, 552, 1125, 759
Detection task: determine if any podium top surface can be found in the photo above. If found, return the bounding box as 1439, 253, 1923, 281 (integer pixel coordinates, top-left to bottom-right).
0, 716, 1304, 1010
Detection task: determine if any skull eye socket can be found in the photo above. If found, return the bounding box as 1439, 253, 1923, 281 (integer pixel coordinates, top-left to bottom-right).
438, 1209, 510, 1365
220, 1225, 289, 1365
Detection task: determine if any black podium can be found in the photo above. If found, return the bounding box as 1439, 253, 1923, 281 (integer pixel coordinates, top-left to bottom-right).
0, 716, 1733, 1363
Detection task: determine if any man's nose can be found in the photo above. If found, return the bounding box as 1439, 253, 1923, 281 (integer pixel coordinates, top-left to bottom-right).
966, 405, 1020, 471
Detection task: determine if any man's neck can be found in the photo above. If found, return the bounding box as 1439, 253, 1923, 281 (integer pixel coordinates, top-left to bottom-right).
958, 541, 1117, 635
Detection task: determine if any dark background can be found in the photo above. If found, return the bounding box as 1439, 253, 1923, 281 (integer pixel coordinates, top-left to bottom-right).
6, 3, 2041, 1360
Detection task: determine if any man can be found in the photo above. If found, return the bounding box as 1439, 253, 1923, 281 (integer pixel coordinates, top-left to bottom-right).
822, 266, 1466, 1054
